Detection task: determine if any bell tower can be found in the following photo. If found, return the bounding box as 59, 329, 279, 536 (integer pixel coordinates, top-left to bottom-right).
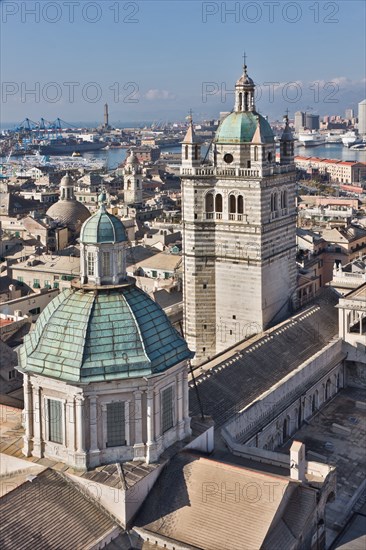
123, 150, 143, 205
182, 113, 202, 168
182, 61, 297, 366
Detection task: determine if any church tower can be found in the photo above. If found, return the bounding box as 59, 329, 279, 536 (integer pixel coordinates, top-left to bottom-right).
182, 114, 202, 168
123, 150, 143, 205
182, 62, 297, 365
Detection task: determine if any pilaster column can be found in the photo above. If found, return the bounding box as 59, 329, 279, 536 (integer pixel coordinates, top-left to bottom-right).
133, 390, 145, 462
66, 396, 76, 452
134, 391, 142, 443
75, 395, 85, 454
177, 372, 183, 424
22, 374, 33, 457
32, 385, 42, 457
154, 389, 160, 439
182, 367, 191, 435
146, 389, 154, 464
89, 396, 99, 452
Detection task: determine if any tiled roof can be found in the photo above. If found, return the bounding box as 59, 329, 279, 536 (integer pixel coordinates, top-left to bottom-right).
135, 452, 292, 550
189, 288, 339, 427
19, 285, 192, 383
0, 469, 119, 549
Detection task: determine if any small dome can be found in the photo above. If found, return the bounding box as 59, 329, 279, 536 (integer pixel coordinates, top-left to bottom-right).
61, 173, 72, 186
80, 207, 128, 244
18, 286, 193, 383
215, 112, 274, 144
46, 200, 91, 231
236, 65, 254, 88
236, 73, 254, 87
126, 150, 139, 165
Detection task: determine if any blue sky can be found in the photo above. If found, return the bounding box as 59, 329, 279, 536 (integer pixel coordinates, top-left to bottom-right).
1, 0, 365, 123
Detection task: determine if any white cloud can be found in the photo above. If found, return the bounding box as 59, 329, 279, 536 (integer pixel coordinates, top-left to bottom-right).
145, 89, 176, 101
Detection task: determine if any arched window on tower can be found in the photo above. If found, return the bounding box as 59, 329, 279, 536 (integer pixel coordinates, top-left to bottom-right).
268, 152, 272, 163
254, 146, 258, 162
244, 92, 249, 111
229, 195, 236, 220
205, 193, 214, 219
185, 145, 188, 160
215, 194, 223, 218
238, 92, 242, 111
194, 145, 199, 160
238, 195, 244, 217
282, 189, 288, 210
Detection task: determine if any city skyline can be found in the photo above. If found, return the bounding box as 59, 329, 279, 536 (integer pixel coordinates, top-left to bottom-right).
1, 0, 365, 123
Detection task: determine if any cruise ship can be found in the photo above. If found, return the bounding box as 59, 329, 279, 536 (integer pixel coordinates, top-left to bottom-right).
298, 131, 326, 147
37, 137, 107, 155
341, 131, 362, 148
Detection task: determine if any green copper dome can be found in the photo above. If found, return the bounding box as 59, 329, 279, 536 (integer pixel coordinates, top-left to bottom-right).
19, 286, 192, 383
215, 111, 274, 144
80, 206, 128, 244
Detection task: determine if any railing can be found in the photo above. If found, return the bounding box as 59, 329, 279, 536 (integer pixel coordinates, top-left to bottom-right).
181, 164, 295, 178
205, 212, 246, 222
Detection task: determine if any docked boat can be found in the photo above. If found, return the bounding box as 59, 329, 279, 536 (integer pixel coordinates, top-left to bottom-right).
350, 143, 366, 150
38, 138, 107, 155
341, 131, 362, 148
298, 131, 326, 147
325, 133, 343, 144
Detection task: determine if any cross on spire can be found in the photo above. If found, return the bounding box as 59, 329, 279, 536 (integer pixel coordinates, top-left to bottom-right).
242, 51, 247, 72
187, 108, 193, 123
284, 108, 290, 123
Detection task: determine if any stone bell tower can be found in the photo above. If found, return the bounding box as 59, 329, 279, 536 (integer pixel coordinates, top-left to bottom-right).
181, 62, 297, 366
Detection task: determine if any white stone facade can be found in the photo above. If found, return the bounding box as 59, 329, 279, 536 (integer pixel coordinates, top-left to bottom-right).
182, 162, 297, 365
22, 361, 191, 469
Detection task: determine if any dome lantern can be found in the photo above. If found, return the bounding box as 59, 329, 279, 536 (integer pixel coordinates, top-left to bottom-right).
235, 56, 256, 113
79, 192, 129, 286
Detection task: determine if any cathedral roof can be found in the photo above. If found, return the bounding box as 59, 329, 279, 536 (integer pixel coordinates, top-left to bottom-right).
189, 287, 340, 428
215, 111, 274, 144
80, 204, 128, 244
18, 285, 192, 383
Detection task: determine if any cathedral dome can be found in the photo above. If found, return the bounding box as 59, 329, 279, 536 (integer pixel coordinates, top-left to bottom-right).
18, 285, 192, 383
80, 204, 128, 244
46, 173, 91, 233
215, 112, 274, 144
46, 199, 91, 231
